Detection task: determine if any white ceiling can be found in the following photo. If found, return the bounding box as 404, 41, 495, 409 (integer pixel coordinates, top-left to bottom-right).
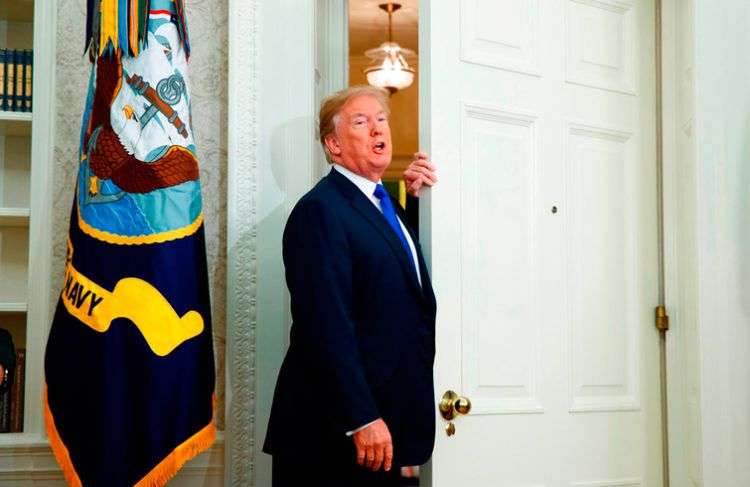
348, 0, 418, 57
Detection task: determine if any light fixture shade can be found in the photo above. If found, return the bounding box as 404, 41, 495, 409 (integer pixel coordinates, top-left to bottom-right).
364, 41, 416, 92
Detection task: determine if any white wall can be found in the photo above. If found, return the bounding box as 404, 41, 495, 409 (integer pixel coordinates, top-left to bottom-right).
250, 1, 316, 485
668, 1, 750, 486
693, 2, 750, 485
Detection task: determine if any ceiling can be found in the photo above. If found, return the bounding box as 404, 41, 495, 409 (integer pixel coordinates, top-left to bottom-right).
348, 0, 418, 58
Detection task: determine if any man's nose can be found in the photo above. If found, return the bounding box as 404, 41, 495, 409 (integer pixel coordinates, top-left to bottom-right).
370, 123, 382, 135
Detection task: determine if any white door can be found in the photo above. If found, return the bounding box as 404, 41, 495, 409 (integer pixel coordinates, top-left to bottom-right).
420, 0, 663, 485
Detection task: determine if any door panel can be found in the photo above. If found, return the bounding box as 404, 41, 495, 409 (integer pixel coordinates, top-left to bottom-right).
460, 103, 543, 416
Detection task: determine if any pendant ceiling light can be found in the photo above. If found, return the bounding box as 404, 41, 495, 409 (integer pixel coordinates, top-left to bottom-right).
364, 2, 416, 94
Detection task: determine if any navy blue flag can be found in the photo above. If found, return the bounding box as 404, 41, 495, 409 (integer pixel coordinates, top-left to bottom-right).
44, 1, 215, 485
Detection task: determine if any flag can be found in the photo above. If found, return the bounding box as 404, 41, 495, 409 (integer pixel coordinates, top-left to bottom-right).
44, 1, 215, 485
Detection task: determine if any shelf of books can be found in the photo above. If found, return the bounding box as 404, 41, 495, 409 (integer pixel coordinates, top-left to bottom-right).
0, 0, 34, 436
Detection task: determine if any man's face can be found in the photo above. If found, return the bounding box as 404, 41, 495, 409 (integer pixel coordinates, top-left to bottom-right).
325, 95, 392, 182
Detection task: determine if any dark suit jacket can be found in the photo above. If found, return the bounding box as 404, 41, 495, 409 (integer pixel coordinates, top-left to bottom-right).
263, 168, 437, 467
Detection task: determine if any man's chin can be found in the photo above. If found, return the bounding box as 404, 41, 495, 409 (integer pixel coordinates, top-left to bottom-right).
372, 156, 392, 171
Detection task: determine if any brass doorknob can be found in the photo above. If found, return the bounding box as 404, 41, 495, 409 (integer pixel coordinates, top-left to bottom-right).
439, 390, 472, 420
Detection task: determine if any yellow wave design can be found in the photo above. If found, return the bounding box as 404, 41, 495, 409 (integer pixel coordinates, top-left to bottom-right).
61, 241, 204, 356
77, 204, 203, 245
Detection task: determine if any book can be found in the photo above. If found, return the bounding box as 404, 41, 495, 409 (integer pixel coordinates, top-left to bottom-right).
0, 389, 9, 433
0, 50, 36, 113
19, 51, 27, 113
0, 49, 7, 111
25, 50, 33, 112
14, 51, 24, 112
7, 50, 17, 112
7, 50, 14, 111
10, 349, 25, 433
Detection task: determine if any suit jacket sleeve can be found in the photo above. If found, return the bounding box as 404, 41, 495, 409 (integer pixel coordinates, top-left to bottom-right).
283, 198, 380, 434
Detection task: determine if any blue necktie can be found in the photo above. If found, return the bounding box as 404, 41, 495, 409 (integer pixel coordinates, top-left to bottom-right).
373, 184, 417, 277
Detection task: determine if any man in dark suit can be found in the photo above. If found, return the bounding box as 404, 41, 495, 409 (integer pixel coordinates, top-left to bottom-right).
263, 85, 437, 486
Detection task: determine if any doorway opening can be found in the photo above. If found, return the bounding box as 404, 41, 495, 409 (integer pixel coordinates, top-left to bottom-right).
345, 2, 422, 484
348, 0, 420, 231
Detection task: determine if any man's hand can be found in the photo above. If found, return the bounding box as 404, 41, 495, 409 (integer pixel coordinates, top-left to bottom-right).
403, 152, 437, 197
352, 418, 393, 472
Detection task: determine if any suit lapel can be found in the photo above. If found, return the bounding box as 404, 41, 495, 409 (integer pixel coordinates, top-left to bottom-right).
327, 170, 425, 299
397, 204, 436, 307
349, 192, 426, 297
398, 209, 434, 290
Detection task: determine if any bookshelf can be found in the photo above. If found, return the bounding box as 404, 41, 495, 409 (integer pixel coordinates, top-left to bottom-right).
0, 0, 33, 435
0, 0, 54, 445
0, 112, 32, 124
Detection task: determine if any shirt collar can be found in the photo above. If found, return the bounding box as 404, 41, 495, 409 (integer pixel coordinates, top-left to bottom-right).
333, 164, 381, 199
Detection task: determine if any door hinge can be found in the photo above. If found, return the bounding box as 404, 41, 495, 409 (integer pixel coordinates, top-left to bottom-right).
655, 305, 669, 332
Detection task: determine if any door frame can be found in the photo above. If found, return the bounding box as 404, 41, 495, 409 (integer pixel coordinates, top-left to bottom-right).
225, 0, 261, 484
660, 0, 702, 486
226, 0, 694, 485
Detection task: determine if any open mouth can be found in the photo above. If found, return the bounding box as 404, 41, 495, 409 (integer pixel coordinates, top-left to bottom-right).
373, 142, 386, 153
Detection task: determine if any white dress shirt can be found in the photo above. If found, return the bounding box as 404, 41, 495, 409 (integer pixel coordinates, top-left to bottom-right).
333, 164, 422, 436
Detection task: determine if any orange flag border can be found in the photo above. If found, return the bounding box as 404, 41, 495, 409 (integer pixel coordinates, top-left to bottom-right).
44, 386, 216, 487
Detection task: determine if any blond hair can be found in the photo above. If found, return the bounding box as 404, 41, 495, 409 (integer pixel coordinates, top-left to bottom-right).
318, 85, 390, 163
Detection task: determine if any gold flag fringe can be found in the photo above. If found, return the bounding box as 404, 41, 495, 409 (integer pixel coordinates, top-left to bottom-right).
44, 387, 83, 487
134, 419, 216, 487
45, 387, 217, 487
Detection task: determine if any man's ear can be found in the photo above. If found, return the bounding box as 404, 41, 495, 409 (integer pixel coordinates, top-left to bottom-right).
324, 134, 342, 159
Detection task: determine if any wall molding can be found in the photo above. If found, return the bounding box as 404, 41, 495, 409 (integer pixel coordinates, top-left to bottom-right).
25, 0, 57, 439
226, 0, 260, 484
